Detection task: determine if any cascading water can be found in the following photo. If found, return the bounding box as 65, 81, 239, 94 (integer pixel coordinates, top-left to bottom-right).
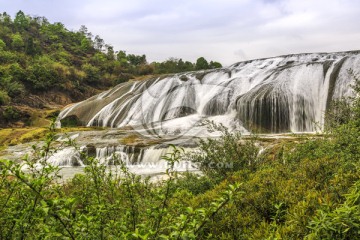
15, 51, 360, 179
46, 147, 84, 167
58, 51, 360, 135
46, 144, 195, 175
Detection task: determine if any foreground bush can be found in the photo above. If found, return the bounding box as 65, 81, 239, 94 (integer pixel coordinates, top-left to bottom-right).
0, 129, 240, 239
2, 111, 360, 239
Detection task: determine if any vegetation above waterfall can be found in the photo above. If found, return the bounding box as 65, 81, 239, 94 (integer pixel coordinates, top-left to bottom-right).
0, 74, 360, 239
0, 11, 222, 127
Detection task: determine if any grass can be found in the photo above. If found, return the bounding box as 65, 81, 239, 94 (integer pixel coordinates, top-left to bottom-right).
0, 126, 105, 152
119, 133, 166, 146
119, 134, 140, 145
0, 128, 48, 147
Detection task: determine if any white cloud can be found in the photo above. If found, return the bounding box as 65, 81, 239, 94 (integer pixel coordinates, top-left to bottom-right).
1, 0, 360, 66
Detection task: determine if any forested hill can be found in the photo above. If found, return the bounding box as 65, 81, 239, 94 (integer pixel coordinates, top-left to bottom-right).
0, 11, 222, 127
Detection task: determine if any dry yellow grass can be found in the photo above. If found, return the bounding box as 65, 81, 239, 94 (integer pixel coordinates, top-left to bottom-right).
120, 134, 139, 145
0, 128, 48, 148
0, 126, 105, 151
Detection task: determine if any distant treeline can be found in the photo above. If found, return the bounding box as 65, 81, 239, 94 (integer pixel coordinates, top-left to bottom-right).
0, 11, 222, 106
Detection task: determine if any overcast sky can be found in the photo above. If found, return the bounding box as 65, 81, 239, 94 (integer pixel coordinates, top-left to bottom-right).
1, 0, 360, 66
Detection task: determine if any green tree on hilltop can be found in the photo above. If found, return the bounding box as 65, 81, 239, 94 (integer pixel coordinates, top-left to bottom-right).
196, 57, 209, 70
14, 10, 29, 30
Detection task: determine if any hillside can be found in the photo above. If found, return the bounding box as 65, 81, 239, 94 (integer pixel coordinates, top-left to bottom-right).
0, 11, 222, 127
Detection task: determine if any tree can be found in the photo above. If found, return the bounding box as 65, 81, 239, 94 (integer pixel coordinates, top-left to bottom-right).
94, 35, 104, 51
0, 12, 12, 25
14, 10, 29, 30
26, 56, 58, 90
195, 57, 209, 70
79, 25, 92, 39
178, 59, 195, 72
105, 44, 115, 60
91, 52, 106, 65
183, 61, 195, 71
80, 37, 92, 52
0, 39, 5, 50
157, 58, 179, 73
0, 75, 25, 97
25, 37, 39, 56
82, 63, 100, 84
116, 50, 128, 66
0, 89, 10, 105
127, 54, 147, 66
9, 63, 26, 82
209, 61, 222, 69
11, 33, 24, 51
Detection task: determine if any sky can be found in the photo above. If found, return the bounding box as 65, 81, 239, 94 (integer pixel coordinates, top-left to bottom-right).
1, 0, 360, 66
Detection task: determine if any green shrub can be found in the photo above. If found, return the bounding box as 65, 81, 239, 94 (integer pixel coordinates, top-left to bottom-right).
325, 98, 352, 130
26, 57, 59, 90
11, 33, 24, 51
0, 89, 10, 105
174, 172, 214, 195
60, 115, 82, 127
0, 126, 239, 239
307, 180, 360, 239
187, 121, 259, 181
82, 63, 100, 84
3, 106, 20, 121
1, 76, 25, 97
0, 39, 6, 50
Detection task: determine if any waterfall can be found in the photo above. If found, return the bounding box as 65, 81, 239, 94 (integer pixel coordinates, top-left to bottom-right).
47, 145, 194, 172
46, 147, 85, 167
57, 51, 360, 134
